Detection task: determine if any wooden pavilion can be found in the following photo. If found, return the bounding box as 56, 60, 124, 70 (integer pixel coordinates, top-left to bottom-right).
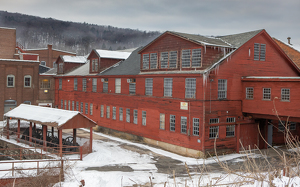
3, 104, 97, 156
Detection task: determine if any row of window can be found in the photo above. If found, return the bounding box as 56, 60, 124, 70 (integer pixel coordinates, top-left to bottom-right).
278, 121, 296, 131
60, 78, 228, 100
142, 48, 202, 70
246, 87, 290, 101
6, 75, 31, 88
209, 117, 236, 124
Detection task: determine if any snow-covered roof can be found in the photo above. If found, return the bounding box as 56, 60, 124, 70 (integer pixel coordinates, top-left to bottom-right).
95, 49, 131, 59
63, 62, 90, 76
62, 55, 87, 63
4, 104, 95, 128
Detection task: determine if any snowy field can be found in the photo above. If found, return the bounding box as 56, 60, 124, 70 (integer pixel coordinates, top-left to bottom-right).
1, 121, 300, 186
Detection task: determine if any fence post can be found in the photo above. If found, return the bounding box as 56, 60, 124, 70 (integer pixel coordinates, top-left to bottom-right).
80, 146, 83, 160
12, 162, 14, 177
20, 149, 22, 160
37, 161, 39, 175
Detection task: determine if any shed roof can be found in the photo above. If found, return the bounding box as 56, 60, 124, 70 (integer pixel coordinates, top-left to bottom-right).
4, 104, 96, 129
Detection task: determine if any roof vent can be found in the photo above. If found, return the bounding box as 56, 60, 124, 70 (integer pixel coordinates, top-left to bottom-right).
287, 37, 291, 45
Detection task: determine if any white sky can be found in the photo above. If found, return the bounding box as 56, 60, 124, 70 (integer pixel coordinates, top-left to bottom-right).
1, 0, 300, 45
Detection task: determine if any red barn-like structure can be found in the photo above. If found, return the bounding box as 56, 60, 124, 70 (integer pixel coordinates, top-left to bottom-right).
55, 29, 300, 157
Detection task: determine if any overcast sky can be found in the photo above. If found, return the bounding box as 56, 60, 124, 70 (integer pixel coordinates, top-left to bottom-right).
1, 0, 300, 45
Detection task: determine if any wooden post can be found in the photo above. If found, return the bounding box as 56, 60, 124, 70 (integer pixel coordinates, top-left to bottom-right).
43, 125, 47, 150
59, 129, 63, 158
52, 127, 54, 139
29, 122, 32, 142
236, 123, 241, 153
6, 118, 9, 139
17, 120, 20, 143
89, 127, 93, 153
73, 129, 77, 146
80, 146, 83, 160
264, 120, 268, 149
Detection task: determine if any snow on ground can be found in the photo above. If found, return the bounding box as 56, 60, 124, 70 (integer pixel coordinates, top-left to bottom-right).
1, 121, 300, 186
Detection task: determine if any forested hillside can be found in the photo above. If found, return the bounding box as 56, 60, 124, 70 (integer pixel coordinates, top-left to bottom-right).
0, 11, 161, 55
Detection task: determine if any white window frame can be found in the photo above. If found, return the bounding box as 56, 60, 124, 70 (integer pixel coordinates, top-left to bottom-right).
142, 111, 146, 126
246, 87, 254, 99
226, 117, 235, 123
150, 53, 158, 69
145, 78, 153, 96
85, 103, 88, 114
24, 75, 31, 87
181, 49, 191, 68
281, 88, 290, 101
164, 78, 173, 97
170, 115, 176, 132
106, 106, 110, 118
119, 107, 123, 121
133, 110, 138, 124
41, 79, 50, 89
226, 125, 235, 137
76, 101, 79, 111
169, 51, 177, 68
61, 99, 63, 109
181, 116, 187, 134
263, 88, 271, 100
209, 126, 219, 139
59, 79, 62, 90
7, 75, 15, 87
115, 78, 121, 93
74, 78, 78, 91
129, 83, 136, 95
191, 48, 201, 67
185, 78, 196, 98
64, 100, 67, 110
92, 78, 97, 92
82, 78, 87, 92
160, 52, 169, 69
209, 118, 219, 124
90, 103, 93, 115
68, 100, 71, 110
100, 105, 104, 117
142, 54, 149, 69
103, 81, 108, 93
193, 118, 200, 136
290, 122, 296, 131
112, 106, 116, 120
80, 102, 83, 113
126, 108, 130, 122
218, 79, 227, 99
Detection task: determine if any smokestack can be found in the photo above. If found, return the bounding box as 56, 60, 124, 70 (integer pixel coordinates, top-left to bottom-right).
287, 37, 291, 45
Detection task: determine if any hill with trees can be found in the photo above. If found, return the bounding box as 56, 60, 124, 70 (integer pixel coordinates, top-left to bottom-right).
0, 11, 161, 55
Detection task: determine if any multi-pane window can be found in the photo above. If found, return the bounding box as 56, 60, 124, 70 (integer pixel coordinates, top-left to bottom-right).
185, 78, 196, 98
115, 78, 121, 93
41, 79, 50, 89
92, 78, 97, 92
169, 51, 177, 68
145, 78, 153, 96
74, 78, 77, 91
150, 53, 158, 69
290, 122, 296, 130
278, 121, 285, 132
193, 118, 200, 136
142, 54, 149, 69
164, 78, 173, 97
80, 102, 83, 113
58, 63, 63, 73
103, 81, 108, 93
61, 99, 63, 109
226, 117, 235, 123
106, 106, 110, 118
133, 110, 138, 124
100, 105, 104, 117
160, 113, 165, 130
119, 107, 123, 121
7, 75, 15, 87
129, 83, 136, 94
226, 125, 235, 137
72, 101, 74, 111
263, 88, 271, 100
218, 79, 227, 99
181, 116, 187, 134
281, 88, 290, 101
76, 101, 79, 111
170, 115, 176, 131
209, 126, 219, 139
210, 118, 219, 124
24, 75, 31, 87
246, 87, 254, 99
68, 100, 71, 110
85, 103, 88, 114
59, 79, 62, 90
112, 107, 116, 120
90, 104, 93, 115
254, 43, 266, 61
182, 49, 191, 68
160, 52, 168, 68
64, 100, 67, 110
126, 109, 130, 122
82, 78, 87, 92
92, 59, 98, 72
191, 49, 201, 67
142, 111, 146, 126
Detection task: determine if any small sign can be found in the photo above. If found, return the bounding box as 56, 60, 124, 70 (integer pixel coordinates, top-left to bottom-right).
180, 102, 188, 110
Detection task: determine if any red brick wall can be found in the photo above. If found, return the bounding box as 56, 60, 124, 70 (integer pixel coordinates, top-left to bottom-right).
0, 27, 16, 59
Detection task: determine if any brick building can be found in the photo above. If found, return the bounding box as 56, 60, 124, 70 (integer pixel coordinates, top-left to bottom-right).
0, 27, 40, 118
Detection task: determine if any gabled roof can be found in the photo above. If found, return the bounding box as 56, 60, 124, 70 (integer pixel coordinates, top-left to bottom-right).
100, 47, 142, 76
4, 104, 96, 129
273, 38, 300, 68
61, 55, 87, 63
93, 49, 131, 59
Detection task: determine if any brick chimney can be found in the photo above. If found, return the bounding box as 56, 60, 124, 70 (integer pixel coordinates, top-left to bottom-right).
287, 37, 291, 45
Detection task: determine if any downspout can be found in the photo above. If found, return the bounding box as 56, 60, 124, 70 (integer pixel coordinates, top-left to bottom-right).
202, 73, 206, 154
